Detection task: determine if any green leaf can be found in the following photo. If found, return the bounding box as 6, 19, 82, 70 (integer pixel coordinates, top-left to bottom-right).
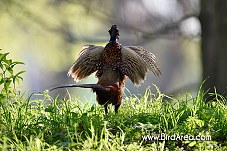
0, 94, 6, 101
13, 61, 25, 65
0, 79, 3, 85
4, 78, 12, 91
13, 71, 25, 84
10, 61, 25, 68
14, 71, 26, 78
7, 66, 14, 75
0, 52, 9, 62
188, 141, 196, 147
5, 59, 12, 65
45, 106, 54, 113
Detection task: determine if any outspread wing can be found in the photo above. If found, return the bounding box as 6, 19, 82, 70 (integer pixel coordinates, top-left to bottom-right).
121, 46, 161, 85
67, 45, 104, 82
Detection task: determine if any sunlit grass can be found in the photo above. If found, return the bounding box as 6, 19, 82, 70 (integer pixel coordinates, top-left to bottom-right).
0, 85, 227, 150
2, 50, 226, 150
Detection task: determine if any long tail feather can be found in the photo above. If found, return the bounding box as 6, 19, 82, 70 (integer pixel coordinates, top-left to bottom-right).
49, 84, 106, 92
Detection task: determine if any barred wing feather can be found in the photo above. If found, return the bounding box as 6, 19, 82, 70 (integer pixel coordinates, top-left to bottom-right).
121, 46, 161, 84
67, 45, 104, 82
125, 46, 161, 77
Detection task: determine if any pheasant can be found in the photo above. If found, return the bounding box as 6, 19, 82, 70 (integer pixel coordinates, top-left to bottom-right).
51, 25, 161, 114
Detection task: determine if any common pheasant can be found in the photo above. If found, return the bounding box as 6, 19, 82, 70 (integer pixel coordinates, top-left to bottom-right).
52, 25, 161, 114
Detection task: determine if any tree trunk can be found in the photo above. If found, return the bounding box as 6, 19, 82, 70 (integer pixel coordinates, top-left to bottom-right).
200, 0, 227, 95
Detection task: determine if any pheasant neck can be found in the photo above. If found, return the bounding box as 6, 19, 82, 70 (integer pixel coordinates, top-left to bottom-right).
109, 36, 118, 43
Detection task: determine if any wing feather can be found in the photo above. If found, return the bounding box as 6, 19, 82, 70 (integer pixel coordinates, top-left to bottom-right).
126, 46, 161, 77
68, 45, 104, 82
121, 46, 161, 84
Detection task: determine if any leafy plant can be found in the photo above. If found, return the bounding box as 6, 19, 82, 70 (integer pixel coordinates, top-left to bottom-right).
0, 49, 25, 100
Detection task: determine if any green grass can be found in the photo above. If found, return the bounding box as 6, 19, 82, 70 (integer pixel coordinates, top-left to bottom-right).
1, 50, 227, 150
0, 86, 227, 151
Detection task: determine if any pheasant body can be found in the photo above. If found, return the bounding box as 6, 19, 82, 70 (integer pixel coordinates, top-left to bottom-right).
67, 25, 161, 114
95, 42, 126, 113
96, 42, 122, 78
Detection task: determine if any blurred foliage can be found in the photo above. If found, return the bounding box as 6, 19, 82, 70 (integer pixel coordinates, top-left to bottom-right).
0, 0, 202, 98
0, 0, 110, 70
0, 0, 120, 99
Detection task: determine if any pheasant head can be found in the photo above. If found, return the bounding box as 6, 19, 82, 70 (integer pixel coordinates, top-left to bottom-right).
108, 25, 120, 43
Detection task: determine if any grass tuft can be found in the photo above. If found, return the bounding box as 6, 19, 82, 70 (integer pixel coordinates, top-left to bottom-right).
0, 85, 227, 150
